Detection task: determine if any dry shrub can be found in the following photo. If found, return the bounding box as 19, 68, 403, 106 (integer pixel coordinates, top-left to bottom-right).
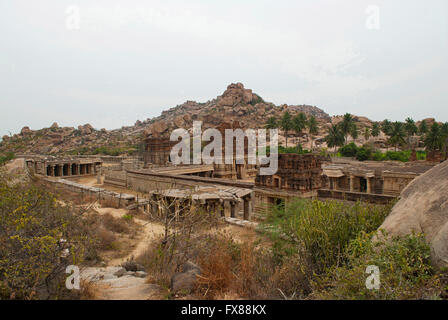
135, 238, 177, 288
196, 240, 234, 299
269, 253, 312, 299
99, 197, 119, 209
97, 226, 117, 250
101, 213, 130, 234
79, 280, 100, 300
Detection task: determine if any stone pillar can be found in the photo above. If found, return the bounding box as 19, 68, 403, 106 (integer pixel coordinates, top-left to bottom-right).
96, 171, 102, 184
243, 197, 252, 221
333, 177, 338, 191
350, 175, 355, 192
367, 178, 372, 194
230, 202, 236, 218
52, 165, 56, 177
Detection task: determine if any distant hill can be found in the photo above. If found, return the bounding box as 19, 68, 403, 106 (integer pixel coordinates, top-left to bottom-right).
0, 83, 338, 156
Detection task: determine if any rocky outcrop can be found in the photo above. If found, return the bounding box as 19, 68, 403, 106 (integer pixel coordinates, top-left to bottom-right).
377, 160, 448, 268
20, 126, 32, 136
1, 83, 332, 155
81, 266, 157, 300
217, 82, 253, 107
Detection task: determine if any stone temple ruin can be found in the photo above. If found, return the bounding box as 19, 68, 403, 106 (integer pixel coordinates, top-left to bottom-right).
254, 153, 327, 213
20, 121, 442, 224
25, 156, 103, 177
319, 159, 435, 203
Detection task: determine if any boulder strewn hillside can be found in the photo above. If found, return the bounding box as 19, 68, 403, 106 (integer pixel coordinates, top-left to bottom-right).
0, 83, 333, 155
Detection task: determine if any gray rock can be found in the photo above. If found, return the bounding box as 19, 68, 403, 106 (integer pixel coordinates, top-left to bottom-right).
135, 271, 148, 278
113, 267, 126, 277
181, 261, 200, 273
377, 160, 448, 268
171, 262, 201, 293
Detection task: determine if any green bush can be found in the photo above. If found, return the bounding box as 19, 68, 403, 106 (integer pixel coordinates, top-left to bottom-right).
262, 199, 391, 273
312, 232, 447, 299
355, 146, 373, 161
0, 174, 90, 299
384, 150, 411, 162
339, 143, 359, 157
0, 152, 14, 166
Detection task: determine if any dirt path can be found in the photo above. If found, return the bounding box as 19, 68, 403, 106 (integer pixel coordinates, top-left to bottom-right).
93, 206, 165, 266
82, 206, 165, 299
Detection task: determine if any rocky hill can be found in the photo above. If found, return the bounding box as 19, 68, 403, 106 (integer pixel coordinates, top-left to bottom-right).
0, 83, 338, 156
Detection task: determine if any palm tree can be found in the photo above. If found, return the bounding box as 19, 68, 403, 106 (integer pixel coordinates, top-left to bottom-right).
388, 122, 406, 151
381, 119, 393, 137
325, 124, 344, 151
307, 115, 318, 150
350, 124, 359, 142
364, 127, 371, 142
371, 122, 380, 141
339, 113, 355, 144
280, 111, 293, 147
292, 113, 307, 144
424, 123, 442, 151
404, 117, 418, 149
419, 120, 428, 136
441, 122, 448, 157
265, 117, 278, 129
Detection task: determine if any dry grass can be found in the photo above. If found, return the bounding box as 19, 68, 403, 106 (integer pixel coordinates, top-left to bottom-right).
79, 280, 100, 300
101, 213, 130, 234
196, 240, 234, 299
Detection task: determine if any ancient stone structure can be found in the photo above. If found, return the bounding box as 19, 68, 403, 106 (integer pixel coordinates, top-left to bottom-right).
212, 121, 257, 180
146, 185, 253, 221
26, 156, 102, 177
321, 159, 435, 197
105, 167, 254, 220
143, 137, 176, 166
254, 154, 326, 214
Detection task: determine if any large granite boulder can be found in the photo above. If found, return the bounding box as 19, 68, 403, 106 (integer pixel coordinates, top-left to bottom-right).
377, 160, 448, 268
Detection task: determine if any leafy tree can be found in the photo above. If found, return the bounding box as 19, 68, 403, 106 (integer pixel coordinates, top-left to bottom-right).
404, 117, 418, 149
280, 111, 293, 147
339, 142, 359, 157
265, 117, 278, 129
424, 122, 442, 151
325, 125, 345, 151
388, 122, 406, 151
339, 113, 355, 144
0, 174, 90, 299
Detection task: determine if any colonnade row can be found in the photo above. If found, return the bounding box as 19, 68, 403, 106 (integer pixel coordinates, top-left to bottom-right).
143, 194, 253, 221
46, 163, 98, 177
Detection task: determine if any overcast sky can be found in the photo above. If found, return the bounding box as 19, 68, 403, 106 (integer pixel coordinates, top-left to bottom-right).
1, 0, 447, 137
